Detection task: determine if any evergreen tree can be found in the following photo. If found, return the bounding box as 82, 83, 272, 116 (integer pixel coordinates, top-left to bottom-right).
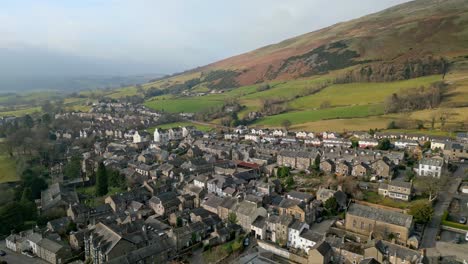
95, 162, 108, 196
312, 154, 321, 171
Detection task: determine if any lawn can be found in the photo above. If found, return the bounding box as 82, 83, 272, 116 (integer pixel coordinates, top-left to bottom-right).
77, 186, 124, 207
144, 98, 224, 113
0, 143, 18, 183
363, 191, 428, 210
254, 104, 384, 127
148, 122, 212, 132
203, 236, 244, 263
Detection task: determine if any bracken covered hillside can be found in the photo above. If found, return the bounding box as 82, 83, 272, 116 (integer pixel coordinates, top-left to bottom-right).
158, 0, 468, 89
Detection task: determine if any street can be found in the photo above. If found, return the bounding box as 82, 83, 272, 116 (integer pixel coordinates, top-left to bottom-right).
0, 240, 48, 264
420, 168, 464, 248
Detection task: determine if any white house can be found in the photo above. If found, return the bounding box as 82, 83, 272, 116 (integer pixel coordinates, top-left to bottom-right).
154, 128, 169, 143
193, 174, 208, 189
358, 139, 379, 149
288, 221, 309, 249
296, 131, 308, 139
182, 126, 192, 137
5, 234, 22, 252
168, 127, 183, 140
224, 133, 239, 140
133, 131, 151, 143
394, 139, 419, 149
262, 135, 278, 143
245, 134, 259, 143
251, 129, 266, 136
298, 230, 322, 253
234, 126, 248, 135
430, 140, 447, 151
417, 157, 444, 178
305, 138, 322, 146
272, 129, 287, 137
124, 129, 136, 140
322, 132, 338, 139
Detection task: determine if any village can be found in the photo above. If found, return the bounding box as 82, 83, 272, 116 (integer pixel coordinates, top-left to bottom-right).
0, 102, 468, 264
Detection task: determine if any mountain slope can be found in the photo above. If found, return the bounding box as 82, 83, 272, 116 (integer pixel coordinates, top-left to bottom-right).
154, 0, 468, 89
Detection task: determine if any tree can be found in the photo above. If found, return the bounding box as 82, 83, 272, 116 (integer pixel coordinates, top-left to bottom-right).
422, 141, 431, 151
409, 201, 434, 224
228, 212, 238, 224
312, 154, 321, 172
405, 169, 415, 182
277, 166, 290, 178
108, 169, 127, 189
23, 115, 34, 128
95, 162, 108, 196
281, 119, 292, 131
324, 196, 338, 215
351, 139, 358, 148
64, 155, 82, 180
418, 177, 440, 201
387, 121, 397, 129
377, 138, 391, 150
285, 176, 295, 187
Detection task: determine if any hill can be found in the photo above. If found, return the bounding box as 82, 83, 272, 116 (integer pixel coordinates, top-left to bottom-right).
145, 0, 468, 90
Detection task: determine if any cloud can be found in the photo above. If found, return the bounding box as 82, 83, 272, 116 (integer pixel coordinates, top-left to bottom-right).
0, 0, 411, 78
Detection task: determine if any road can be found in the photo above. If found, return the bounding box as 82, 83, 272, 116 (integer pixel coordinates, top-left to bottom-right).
420, 174, 462, 248
0, 240, 48, 264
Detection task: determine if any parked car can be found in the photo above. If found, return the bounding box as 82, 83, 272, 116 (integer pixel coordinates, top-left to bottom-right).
243, 237, 250, 247
459, 216, 467, 224
0, 250, 6, 256
466, 232, 468, 241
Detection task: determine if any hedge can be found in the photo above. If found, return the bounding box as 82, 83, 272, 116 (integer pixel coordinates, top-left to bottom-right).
441, 210, 468, 231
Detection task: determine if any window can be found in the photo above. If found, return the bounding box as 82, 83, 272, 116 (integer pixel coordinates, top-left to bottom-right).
353, 220, 357, 228
360, 222, 364, 230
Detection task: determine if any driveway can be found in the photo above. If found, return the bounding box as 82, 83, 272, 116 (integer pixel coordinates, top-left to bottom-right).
0, 240, 48, 264
420, 176, 462, 248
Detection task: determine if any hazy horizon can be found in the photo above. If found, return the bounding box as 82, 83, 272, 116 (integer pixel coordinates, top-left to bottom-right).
1, 0, 411, 91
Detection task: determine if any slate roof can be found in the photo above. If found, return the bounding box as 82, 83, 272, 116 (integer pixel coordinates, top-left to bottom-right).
37, 238, 65, 253
106, 237, 174, 264
287, 191, 314, 201
252, 216, 266, 229
371, 240, 424, 263
300, 230, 323, 242
347, 203, 413, 228
420, 158, 443, 167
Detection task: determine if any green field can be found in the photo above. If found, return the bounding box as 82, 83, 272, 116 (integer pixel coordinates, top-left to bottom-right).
0, 143, 18, 183
144, 98, 224, 113
0, 106, 41, 117
254, 104, 384, 127
148, 122, 212, 133
289, 75, 442, 109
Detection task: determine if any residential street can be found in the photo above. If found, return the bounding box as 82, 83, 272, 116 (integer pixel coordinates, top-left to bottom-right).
420, 170, 463, 248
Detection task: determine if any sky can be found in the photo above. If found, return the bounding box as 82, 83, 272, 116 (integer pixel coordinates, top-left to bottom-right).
0, 0, 411, 89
